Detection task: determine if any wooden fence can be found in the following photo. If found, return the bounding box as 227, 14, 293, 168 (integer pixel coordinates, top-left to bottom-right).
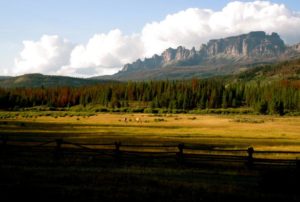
1, 134, 300, 169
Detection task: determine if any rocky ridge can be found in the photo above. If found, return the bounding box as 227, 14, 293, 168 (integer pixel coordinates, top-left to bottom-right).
91, 31, 300, 80
121, 31, 291, 73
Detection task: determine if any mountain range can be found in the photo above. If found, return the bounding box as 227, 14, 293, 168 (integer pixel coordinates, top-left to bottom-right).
0, 58, 299, 88
0, 31, 300, 87
97, 31, 300, 80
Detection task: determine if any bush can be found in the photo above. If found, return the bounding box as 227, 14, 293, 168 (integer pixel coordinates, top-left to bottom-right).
130, 108, 144, 113
159, 109, 169, 114
119, 108, 129, 112
111, 108, 121, 112
233, 118, 264, 124
271, 101, 285, 116
171, 109, 187, 114
257, 101, 268, 115
49, 107, 57, 111
190, 108, 254, 115
154, 118, 165, 122
144, 108, 159, 114
95, 108, 109, 112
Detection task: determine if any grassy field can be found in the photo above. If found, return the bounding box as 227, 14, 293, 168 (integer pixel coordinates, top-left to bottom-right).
1, 112, 300, 201
1, 112, 300, 151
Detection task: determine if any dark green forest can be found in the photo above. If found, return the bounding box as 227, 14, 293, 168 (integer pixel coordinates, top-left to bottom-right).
0, 78, 299, 115
1, 59, 300, 115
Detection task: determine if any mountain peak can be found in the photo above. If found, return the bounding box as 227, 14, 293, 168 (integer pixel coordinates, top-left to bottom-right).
205, 31, 285, 57
114, 31, 299, 80
249, 31, 266, 37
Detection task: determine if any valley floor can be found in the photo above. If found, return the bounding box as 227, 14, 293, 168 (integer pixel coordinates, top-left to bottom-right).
0, 113, 300, 201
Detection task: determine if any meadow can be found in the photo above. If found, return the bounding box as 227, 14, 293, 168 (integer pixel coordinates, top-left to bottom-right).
1, 112, 300, 152
1, 112, 300, 201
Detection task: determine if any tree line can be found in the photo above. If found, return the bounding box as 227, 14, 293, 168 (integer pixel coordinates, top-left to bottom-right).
0, 79, 299, 115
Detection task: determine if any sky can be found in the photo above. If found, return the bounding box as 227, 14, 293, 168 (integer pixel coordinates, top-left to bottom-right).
1, 0, 300, 77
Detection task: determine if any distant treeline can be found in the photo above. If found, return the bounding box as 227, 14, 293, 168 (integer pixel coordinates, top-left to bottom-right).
0, 79, 299, 115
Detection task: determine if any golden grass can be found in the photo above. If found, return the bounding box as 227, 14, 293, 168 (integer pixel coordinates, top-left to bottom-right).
1, 113, 300, 156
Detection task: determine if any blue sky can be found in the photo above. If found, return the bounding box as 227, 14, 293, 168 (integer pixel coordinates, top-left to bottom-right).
1, 0, 299, 40
1, 0, 300, 76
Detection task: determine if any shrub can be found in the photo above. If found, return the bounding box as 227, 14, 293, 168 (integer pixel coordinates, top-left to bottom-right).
95, 108, 109, 112
130, 108, 144, 113
233, 118, 264, 124
154, 118, 166, 122
257, 101, 268, 115
144, 108, 159, 114
159, 109, 168, 114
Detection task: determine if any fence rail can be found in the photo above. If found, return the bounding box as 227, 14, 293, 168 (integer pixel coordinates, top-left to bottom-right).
1, 135, 300, 169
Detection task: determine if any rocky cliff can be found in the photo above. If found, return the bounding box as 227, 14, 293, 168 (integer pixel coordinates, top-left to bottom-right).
97, 31, 300, 80
121, 31, 289, 73
122, 46, 199, 72
203, 31, 285, 57
292, 43, 300, 52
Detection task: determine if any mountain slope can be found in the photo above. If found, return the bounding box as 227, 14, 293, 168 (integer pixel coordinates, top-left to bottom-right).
0, 76, 11, 81
0, 74, 111, 88
235, 59, 300, 81
98, 31, 300, 81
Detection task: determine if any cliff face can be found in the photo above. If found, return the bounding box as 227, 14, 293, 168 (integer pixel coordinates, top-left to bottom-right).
122, 55, 163, 72
203, 32, 285, 57
161, 46, 197, 63
121, 46, 198, 72
292, 43, 300, 52
120, 31, 297, 75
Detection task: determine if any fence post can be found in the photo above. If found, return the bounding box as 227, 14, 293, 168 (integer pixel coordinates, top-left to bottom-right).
247, 147, 254, 169
177, 143, 185, 164
54, 139, 64, 160
114, 142, 122, 160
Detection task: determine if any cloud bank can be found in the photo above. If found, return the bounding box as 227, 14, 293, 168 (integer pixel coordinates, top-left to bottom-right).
11, 1, 300, 77
14, 35, 73, 75
60, 29, 144, 77
142, 1, 300, 56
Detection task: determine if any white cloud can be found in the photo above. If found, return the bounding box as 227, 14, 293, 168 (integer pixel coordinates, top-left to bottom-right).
142, 1, 300, 56
0, 68, 9, 76
10, 1, 300, 77
63, 29, 144, 77
14, 35, 73, 75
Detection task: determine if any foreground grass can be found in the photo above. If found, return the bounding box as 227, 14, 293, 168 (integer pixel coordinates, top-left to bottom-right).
1, 112, 300, 201
2, 161, 297, 202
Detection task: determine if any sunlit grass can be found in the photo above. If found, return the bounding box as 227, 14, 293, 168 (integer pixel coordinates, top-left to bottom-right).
1, 112, 300, 159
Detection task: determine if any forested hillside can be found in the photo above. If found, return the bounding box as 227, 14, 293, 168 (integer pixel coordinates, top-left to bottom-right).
235, 59, 300, 81
0, 60, 299, 115
0, 78, 298, 115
